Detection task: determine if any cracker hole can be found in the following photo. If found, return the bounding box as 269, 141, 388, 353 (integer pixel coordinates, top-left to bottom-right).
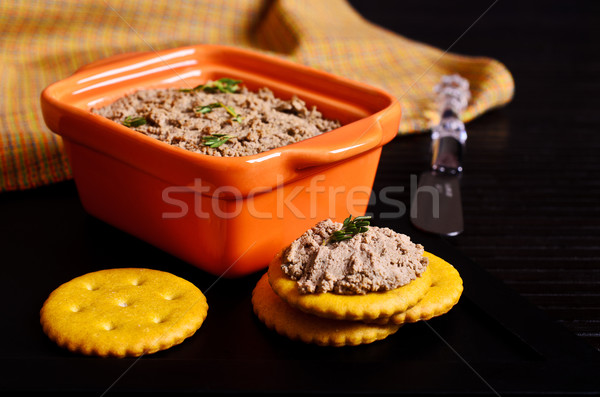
132, 279, 144, 286
70, 306, 82, 313
163, 293, 181, 301
153, 317, 166, 324
118, 301, 129, 307
85, 284, 99, 291
103, 323, 116, 331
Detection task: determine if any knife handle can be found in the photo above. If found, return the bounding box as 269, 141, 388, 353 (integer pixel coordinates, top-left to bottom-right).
431, 75, 470, 175
431, 115, 467, 175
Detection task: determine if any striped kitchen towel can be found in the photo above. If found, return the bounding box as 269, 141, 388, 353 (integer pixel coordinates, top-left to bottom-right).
0, 0, 513, 191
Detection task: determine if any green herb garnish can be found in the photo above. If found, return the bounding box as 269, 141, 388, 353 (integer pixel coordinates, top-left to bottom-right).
324, 215, 371, 245
195, 103, 223, 114
122, 115, 147, 127
222, 103, 243, 123
194, 102, 243, 123
201, 133, 233, 148
180, 78, 242, 93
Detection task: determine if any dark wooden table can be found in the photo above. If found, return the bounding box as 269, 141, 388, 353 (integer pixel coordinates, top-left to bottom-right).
349, 0, 600, 350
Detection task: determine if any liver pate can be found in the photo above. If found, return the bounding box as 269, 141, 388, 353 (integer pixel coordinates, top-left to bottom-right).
91, 85, 341, 157
281, 219, 429, 295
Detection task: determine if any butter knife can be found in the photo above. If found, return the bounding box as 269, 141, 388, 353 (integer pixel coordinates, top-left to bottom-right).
410, 74, 470, 236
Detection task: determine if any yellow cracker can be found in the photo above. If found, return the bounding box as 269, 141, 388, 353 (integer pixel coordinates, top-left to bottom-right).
252, 274, 400, 346
372, 252, 463, 325
268, 251, 433, 321
40, 268, 208, 357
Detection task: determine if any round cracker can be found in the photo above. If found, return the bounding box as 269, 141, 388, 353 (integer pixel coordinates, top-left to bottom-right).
40, 268, 208, 357
371, 252, 463, 325
252, 274, 400, 346
268, 251, 433, 321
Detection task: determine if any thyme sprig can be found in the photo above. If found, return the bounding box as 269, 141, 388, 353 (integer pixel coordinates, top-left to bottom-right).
195, 103, 222, 114
194, 102, 243, 123
122, 115, 147, 127
323, 215, 371, 245
180, 78, 242, 93
201, 133, 233, 148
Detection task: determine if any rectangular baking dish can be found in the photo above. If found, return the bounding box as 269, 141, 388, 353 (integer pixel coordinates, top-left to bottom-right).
41, 44, 401, 277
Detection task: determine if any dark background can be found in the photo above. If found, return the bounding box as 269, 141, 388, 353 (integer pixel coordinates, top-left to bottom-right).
348, 0, 600, 350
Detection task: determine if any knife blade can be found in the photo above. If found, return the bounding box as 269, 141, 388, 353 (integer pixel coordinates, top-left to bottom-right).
410, 75, 470, 236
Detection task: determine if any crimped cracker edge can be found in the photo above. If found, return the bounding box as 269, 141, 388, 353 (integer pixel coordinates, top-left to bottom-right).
371, 253, 463, 325
252, 274, 400, 347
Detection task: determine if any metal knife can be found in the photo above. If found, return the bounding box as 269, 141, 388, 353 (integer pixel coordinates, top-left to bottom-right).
410, 74, 470, 236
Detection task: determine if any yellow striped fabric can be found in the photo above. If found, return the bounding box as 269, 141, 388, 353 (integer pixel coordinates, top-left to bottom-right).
0, 0, 513, 191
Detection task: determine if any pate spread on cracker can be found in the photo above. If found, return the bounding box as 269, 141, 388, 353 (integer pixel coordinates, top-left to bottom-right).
281, 219, 428, 294
269, 251, 433, 321
255, 217, 463, 345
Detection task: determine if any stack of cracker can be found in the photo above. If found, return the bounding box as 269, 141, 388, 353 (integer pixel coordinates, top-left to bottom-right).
252, 251, 463, 346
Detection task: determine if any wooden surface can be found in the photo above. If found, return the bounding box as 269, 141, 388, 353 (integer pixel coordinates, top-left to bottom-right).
349, 0, 600, 350
0, 0, 597, 357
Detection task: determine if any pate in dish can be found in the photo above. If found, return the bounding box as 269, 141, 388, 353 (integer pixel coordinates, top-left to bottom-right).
92, 78, 341, 157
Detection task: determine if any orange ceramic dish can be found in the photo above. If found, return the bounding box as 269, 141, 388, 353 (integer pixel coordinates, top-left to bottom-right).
41, 45, 401, 277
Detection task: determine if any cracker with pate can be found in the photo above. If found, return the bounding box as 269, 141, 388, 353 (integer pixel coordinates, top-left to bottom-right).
268, 250, 433, 321
265, 218, 462, 329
